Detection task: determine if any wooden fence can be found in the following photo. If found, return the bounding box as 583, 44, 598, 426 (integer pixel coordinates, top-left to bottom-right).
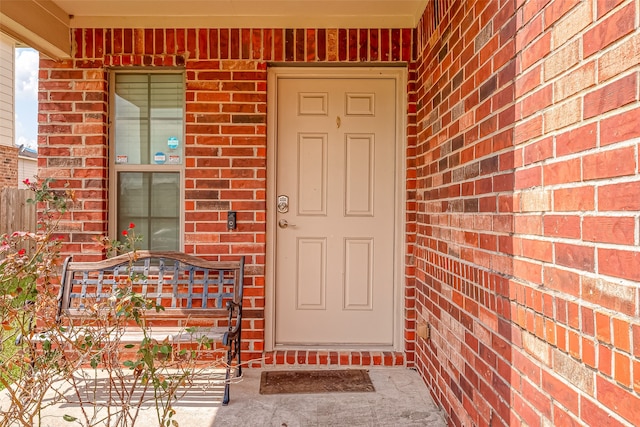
0, 188, 37, 236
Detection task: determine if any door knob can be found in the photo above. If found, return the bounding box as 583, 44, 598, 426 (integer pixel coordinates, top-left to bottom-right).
278, 219, 295, 229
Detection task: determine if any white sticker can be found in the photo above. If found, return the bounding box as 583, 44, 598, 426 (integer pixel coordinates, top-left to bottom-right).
116, 155, 128, 164
168, 155, 181, 164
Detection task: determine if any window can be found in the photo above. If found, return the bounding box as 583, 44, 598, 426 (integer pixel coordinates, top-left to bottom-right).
110, 73, 184, 251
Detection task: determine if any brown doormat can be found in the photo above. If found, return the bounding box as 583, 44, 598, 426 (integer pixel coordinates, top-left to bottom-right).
259, 369, 375, 395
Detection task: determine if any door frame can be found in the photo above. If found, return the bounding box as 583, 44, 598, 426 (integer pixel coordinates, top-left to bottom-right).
265, 66, 407, 352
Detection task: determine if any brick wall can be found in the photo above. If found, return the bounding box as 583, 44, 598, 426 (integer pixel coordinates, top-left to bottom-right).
414, 0, 640, 426
512, 0, 640, 425
38, 27, 415, 366
0, 145, 18, 188
413, 0, 517, 425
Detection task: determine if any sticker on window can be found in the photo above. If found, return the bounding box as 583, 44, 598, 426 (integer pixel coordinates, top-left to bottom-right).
168, 155, 181, 164
116, 155, 128, 164
154, 152, 166, 164
168, 137, 179, 150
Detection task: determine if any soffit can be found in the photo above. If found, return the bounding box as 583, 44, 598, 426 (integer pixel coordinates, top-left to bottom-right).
54, 0, 428, 28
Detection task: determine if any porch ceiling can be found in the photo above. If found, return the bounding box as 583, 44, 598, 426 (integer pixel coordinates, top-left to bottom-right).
57, 0, 428, 29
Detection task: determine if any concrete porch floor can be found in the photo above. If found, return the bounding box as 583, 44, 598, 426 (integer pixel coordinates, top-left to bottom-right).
3, 367, 447, 426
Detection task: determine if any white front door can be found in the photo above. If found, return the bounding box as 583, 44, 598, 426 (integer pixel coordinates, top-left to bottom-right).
273, 72, 398, 347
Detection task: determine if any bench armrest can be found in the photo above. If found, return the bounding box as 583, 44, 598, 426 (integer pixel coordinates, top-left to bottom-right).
225, 300, 243, 340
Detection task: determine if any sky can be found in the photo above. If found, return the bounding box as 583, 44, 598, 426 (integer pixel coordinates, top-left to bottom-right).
15, 47, 38, 151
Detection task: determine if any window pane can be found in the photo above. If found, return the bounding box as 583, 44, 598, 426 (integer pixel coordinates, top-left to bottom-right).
115, 75, 148, 120
115, 119, 149, 164
150, 74, 183, 119
114, 73, 183, 165
150, 219, 179, 251
118, 172, 149, 217
150, 119, 183, 165
117, 172, 180, 251
150, 173, 180, 217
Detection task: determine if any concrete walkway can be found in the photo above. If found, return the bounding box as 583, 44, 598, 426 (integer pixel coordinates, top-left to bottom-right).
2, 368, 447, 426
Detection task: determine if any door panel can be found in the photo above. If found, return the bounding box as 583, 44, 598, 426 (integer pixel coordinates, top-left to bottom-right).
275, 76, 396, 346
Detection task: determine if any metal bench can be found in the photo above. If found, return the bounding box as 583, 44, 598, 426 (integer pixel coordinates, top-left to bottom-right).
56, 250, 245, 405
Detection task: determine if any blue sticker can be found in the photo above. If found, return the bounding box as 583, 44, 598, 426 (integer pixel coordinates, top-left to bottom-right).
168, 137, 179, 150
154, 152, 166, 164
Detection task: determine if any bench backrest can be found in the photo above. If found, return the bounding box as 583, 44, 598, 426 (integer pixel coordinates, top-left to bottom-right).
58, 251, 244, 319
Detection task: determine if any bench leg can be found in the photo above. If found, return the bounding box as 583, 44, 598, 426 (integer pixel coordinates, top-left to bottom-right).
222, 333, 242, 406
236, 330, 242, 377
223, 367, 231, 405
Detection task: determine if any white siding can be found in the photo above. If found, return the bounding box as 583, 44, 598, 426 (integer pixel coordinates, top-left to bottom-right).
18, 156, 37, 188
0, 33, 15, 148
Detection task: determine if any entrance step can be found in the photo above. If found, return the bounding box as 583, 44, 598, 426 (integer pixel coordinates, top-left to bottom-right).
262, 350, 405, 367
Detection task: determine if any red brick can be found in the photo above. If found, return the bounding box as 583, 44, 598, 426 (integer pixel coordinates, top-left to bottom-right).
599, 343, 613, 375
543, 215, 580, 239
583, 146, 636, 180
515, 214, 543, 235
521, 238, 552, 262
553, 403, 581, 427
543, 158, 580, 185
597, 376, 640, 425
544, 0, 581, 27
545, 318, 556, 344
599, 248, 640, 281
544, 266, 580, 297
516, 65, 542, 98
568, 329, 580, 358
515, 166, 542, 189
567, 301, 580, 329
633, 325, 640, 358
584, 73, 637, 119
524, 137, 553, 165
542, 371, 579, 414
595, 311, 612, 343
521, 32, 551, 70
583, 216, 635, 245
596, 0, 627, 18
514, 258, 542, 284
582, 396, 626, 427
554, 242, 594, 271
521, 84, 552, 118
583, 2, 636, 58
513, 392, 542, 426
582, 338, 596, 368
598, 181, 640, 211
554, 186, 594, 211
612, 318, 631, 353
601, 107, 640, 146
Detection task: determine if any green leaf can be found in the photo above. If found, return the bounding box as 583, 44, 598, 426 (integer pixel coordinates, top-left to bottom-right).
124, 344, 135, 349
63, 414, 78, 422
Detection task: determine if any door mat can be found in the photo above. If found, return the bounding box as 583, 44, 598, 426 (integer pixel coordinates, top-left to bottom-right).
259, 369, 375, 395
